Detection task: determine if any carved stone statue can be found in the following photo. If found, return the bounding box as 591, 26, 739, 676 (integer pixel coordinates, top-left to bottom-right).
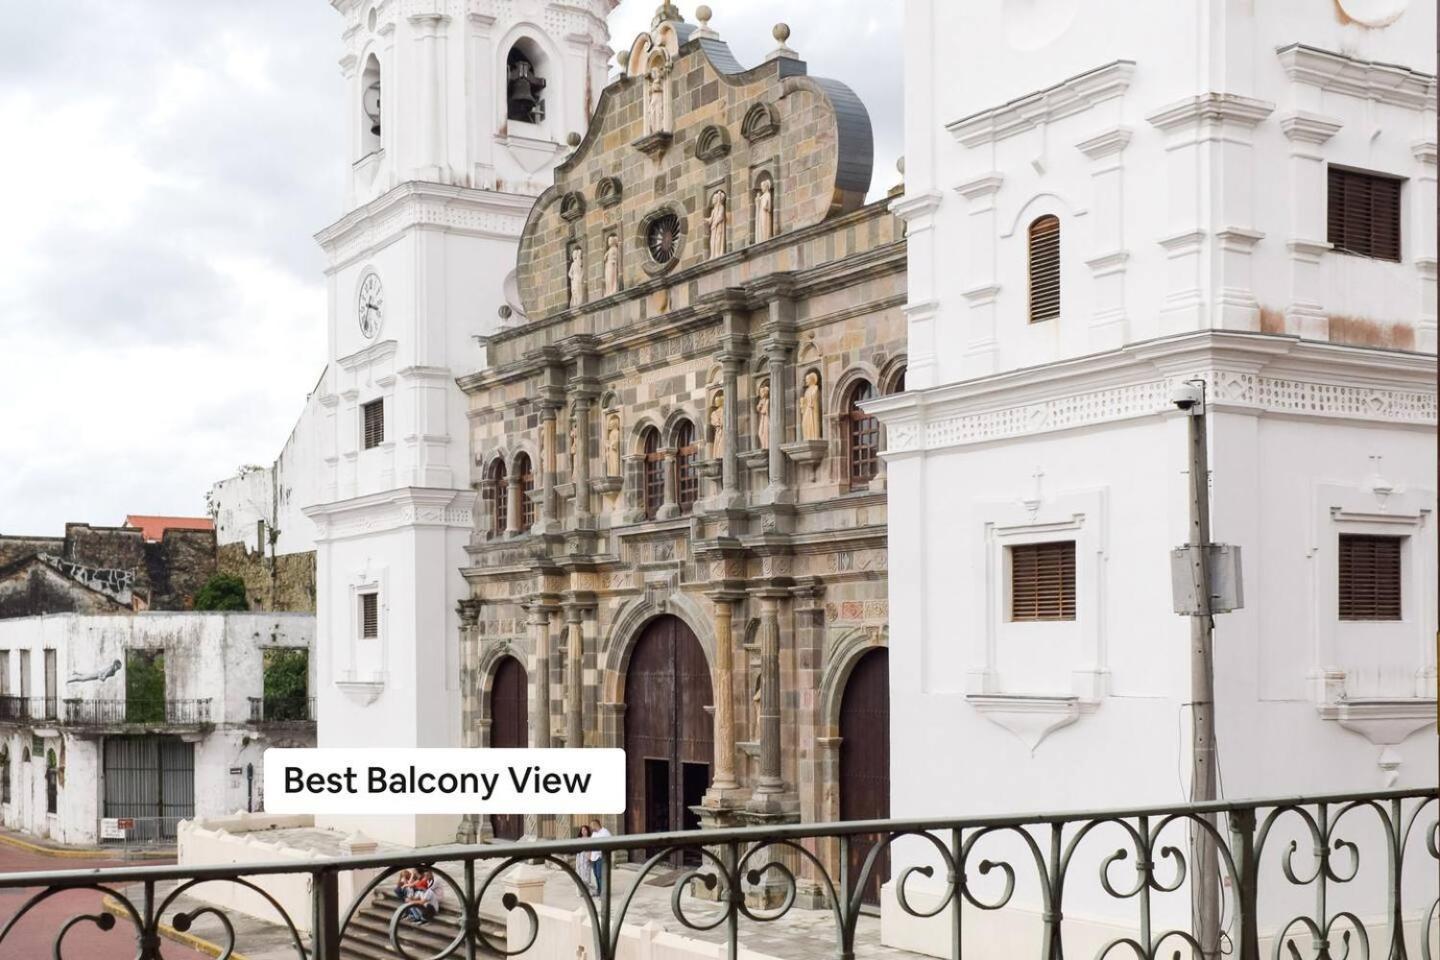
569, 417, 580, 483
605, 414, 622, 477
800, 370, 821, 441
645, 68, 666, 134
707, 190, 727, 259
567, 247, 585, 308
709, 391, 725, 458
755, 380, 771, 449
753, 178, 774, 243
603, 235, 620, 296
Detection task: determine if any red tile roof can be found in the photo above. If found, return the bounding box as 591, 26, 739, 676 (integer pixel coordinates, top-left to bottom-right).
123, 515, 214, 542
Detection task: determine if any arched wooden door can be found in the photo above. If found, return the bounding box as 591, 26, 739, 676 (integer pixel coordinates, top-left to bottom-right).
488, 656, 528, 841
623, 615, 712, 860
839, 647, 890, 907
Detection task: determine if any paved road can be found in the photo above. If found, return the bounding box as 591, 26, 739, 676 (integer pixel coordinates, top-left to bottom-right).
0, 845, 208, 960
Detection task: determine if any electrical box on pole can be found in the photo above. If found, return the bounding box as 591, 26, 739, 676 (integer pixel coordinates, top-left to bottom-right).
1170, 544, 1243, 615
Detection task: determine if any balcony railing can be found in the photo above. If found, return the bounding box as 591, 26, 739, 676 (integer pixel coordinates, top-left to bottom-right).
0, 696, 59, 723
0, 788, 1432, 960
248, 695, 315, 724
61, 698, 212, 726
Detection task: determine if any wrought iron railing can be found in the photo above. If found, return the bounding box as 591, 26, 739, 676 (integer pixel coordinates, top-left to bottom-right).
0, 788, 1432, 960
248, 695, 315, 724
61, 698, 212, 726
0, 695, 59, 722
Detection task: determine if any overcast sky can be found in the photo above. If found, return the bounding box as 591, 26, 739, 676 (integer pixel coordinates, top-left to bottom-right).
0, 1, 901, 536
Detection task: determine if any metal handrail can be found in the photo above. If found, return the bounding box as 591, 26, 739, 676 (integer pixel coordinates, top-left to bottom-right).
247, 696, 315, 723
60, 698, 212, 726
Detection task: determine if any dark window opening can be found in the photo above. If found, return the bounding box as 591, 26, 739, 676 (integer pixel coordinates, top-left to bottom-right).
45, 750, 57, 815
1028, 215, 1061, 322
847, 381, 879, 486
676, 421, 700, 512
1010, 540, 1076, 621
125, 650, 166, 725
261, 649, 310, 722
506, 47, 546, 124
1328, 167, 1402, 262
515, 453, 536, 529
360, 593, 379, 639
647, 213, 682, 265
643, 429, 665, 519
362, 399, 384, 450
488, 459, 509, 533
1338, 534, 1402, 620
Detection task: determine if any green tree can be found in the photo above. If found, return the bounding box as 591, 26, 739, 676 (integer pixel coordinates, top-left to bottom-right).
194, 573, 249, 611
263, 649, 309, 721
125, 650, 165, 723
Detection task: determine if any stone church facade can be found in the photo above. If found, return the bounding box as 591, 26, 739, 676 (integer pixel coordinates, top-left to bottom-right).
456, 8, 905, 896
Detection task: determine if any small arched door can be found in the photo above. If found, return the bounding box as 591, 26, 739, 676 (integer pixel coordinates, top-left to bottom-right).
623, 615, 712, 859
488, 656, 528, 841
839, 647, 890, 907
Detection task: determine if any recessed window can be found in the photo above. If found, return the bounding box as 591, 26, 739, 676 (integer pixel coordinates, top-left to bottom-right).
487, 458, 508, 533
1327, 167, 1402, 262
362, 399, 384, 450
360, 592, 379, 639
1338, 534, 1402, 621
646, 213, 682, 265
846, 381, 879, 486
676, 420, 700, 512
515, 453, 535, 529
1010, 540, 1076, 622
505, 44, 547, 124
642, 429, 664, 519
1027, 215, 1061, 323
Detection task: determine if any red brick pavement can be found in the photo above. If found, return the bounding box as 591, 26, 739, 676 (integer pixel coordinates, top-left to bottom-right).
0, 845, 208, 960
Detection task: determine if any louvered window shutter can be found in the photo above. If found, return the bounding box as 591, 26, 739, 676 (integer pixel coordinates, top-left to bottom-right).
1028, 215, 1061, 323
1010, 541, 1076, 621
1327, 168, 1402, 262
1338, 534, 1402, 620
360, 593, 379, 638
362, 399, 385, 449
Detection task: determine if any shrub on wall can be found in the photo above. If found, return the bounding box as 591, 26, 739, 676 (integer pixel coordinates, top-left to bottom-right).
193, 573, 249, 611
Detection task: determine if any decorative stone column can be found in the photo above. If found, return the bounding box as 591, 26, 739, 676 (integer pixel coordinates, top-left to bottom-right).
527, 604, 552, 752
1076, 127, 1133, 352
763, 341, 791, 503
505, 473, 523, 536
706, 598, 740, 797
536, 404, 560, 533
572, 398, 593, 527
408, 13, 449, 183
657, 447, 680, 519
953, 172, 1004, 377
564, 606, 584, 748
1278, 112, 1342, 340
748, 593, 785, 811
456, 597, 483, 844
719, 357, 742, 506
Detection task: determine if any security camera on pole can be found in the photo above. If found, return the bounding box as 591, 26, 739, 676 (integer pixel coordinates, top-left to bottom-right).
1169, 379, 1242, 960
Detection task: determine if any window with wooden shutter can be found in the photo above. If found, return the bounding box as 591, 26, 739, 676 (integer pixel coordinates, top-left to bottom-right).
642, 429, 664, 519
1028, 215, 1061, 323
1338, 534, 1402, 621
1327, 167, 1402, 262
362, 399, 385, 449
516, 454, 535, 528
676, 420, 700, 512
1010, 540, 1076, 621
360, 592, 379, 638
847, 381, 879, 486
488, 459, 508, 533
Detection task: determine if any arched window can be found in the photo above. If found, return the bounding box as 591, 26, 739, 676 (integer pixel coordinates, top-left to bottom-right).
891, 366, 906, 394
675, 421, 700, 512
506, 43, 547, 124
487, 458, 508, 534
514, 453, 535, 529
642, 429, 664, 519
847, 381, 879, 486
360, 54, 382, 156
1028, 215, 1061, 323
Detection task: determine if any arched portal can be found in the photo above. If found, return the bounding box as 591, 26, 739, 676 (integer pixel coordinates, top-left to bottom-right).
839, 646, 890, 906
623, 615, 712, 858
488, 655, 528, 841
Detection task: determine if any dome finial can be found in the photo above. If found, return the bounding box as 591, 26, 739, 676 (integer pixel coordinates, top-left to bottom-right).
766, 23, 797, 61
694, 5, 718, 39
651, 2, 684, 29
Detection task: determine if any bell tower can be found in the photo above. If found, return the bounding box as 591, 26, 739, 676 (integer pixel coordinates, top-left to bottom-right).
305, 0, 617, 848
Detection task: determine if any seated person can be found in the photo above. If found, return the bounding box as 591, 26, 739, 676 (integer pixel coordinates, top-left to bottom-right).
392, 868, 417, 901
402, 871, 443, 925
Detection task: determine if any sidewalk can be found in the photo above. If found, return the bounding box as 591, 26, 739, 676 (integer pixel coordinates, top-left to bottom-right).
0, 825, 173, 861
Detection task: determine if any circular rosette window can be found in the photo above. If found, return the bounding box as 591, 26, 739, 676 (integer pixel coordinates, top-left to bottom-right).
640, 208, 685, 276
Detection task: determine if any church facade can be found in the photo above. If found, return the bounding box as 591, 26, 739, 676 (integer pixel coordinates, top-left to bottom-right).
456, 8, 904, 899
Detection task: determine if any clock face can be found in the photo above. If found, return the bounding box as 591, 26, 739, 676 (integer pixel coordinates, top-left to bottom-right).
357, 273, 383, 338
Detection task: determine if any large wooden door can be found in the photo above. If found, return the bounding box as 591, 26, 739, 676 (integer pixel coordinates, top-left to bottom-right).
839, 648, 890, 907
488, 656, 528, 841
623, 616, 712, 859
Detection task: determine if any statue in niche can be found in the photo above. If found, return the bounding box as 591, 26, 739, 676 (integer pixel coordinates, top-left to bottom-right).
645, 68, 666, 134
755, 380, 771, 449
753, 178, 774, 243
569, 417, 580, 483
709, 391, 725, 458
750, 672, 762, 738
707, 190, 727, 259
605, 414, 622, 477
603, 235, 620, 296
799, 370, 822, 441
567, 247, 585, 308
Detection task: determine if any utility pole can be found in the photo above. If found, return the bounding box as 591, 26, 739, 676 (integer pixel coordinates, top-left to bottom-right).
1179, 379, 1220, 958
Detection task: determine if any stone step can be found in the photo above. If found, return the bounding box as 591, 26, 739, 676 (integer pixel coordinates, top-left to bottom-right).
339, 895, 505, 960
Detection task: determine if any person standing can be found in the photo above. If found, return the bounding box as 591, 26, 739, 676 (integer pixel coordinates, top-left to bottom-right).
588, 819, 612, 895
574, 825, 594, 893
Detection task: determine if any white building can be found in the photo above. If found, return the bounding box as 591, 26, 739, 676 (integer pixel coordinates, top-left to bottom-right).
298, 0, 616, 848
0, 613, 315, 846
875, 0, 1436, 955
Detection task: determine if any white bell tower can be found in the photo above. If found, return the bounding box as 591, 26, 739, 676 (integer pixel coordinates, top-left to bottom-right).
305, 0, 616, 848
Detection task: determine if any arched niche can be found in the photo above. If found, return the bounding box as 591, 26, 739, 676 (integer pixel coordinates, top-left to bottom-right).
359, 53, 382, 157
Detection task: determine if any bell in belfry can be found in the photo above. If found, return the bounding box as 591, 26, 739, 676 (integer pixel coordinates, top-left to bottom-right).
506, 52, 547, 124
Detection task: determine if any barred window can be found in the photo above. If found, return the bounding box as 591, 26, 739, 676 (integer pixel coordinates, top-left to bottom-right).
1338, 534, 1402, 621
360, 592, 379, 639
1028, 215, 1061, 323
488, 459, 508, 533
1328, 167, 1402, 262
362, 399, 385, 449
642, 429, 664, 520
1010, 540, 1076, 621
515, 453, 535, 529
847, 381, 879, 486
676, 420, 700, 512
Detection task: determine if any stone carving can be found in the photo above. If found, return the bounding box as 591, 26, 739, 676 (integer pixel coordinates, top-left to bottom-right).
755, 380, 771, 449
695, 124, 731, 162
569, 417, 580, 483
603, 235, 621, 296
645, 68, 666, 134
709, 391, 725, 458
706, 190, 727, 259
605, 414, 622, 476
753, 178, 774, 243
559, 191, 586, 222
741, 102, 780, 143
595, 176, 623, 208
800, 370, 822, 440
567, 247, 585, 308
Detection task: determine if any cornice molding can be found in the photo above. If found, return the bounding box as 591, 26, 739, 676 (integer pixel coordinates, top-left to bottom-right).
888, 189, 944, 223
1276, 43, 1437, 112
315, 181, 537, 265
1279, 111, 1344, 145
947, 60, 1135, 148
303, 486, 474, 541
1146, 92, 1275, 132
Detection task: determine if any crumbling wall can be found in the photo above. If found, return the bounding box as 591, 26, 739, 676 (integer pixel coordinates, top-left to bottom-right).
215, 543, 316, 613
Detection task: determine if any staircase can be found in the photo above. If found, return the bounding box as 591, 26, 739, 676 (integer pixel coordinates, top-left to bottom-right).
340, 892, 507, 959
